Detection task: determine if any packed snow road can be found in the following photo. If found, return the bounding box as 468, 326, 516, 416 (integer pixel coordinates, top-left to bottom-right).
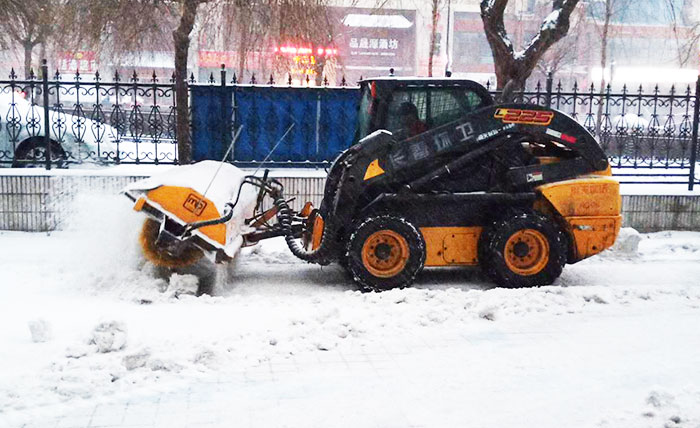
1, 194, 700, 428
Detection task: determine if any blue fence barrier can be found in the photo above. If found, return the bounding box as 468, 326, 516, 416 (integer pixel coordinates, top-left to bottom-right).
191, 86, 234, 162
191, 85, 360, 166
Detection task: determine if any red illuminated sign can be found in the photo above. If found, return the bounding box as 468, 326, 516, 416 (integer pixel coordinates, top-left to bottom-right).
58, 51, 97, 73
275, 45, 338, 56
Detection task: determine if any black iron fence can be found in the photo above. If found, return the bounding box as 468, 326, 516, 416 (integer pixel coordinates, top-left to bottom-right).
490, 74, 700, 188
1, 61, 698, 188
0, 60, 178, 167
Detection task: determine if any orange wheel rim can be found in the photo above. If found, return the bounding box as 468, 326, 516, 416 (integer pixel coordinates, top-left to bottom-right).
361, 230, 410, 278
504, 229, 549, 276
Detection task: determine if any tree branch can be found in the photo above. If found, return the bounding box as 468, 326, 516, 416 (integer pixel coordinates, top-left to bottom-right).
520, 0, 579, 72
480, 0, 514, 59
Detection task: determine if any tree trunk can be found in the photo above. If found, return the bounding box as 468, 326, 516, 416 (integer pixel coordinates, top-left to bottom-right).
237, 20, 250, 81
595, 0, 612, 139
428, 0, 440, 77
23, 40, 34, 79
493, 57, 528, 102
314, 56, 326, 86
172, 0, 201, 165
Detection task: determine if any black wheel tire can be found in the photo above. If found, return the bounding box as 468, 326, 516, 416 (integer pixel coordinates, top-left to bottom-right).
346, 215, 426, 292
13, 139, 68, 168
478, 210, 567, 288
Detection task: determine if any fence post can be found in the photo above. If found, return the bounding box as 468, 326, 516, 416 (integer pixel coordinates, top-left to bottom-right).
41, 59, 52, 170
545, 71, 553, 109
220, 64, 228, 162
689, 75, 700, 190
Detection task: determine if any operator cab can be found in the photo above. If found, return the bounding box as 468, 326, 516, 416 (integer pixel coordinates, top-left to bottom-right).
355, 77, 494, 142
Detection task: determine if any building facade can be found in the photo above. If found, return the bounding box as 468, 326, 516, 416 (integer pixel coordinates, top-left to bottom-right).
0, 0, 698, 88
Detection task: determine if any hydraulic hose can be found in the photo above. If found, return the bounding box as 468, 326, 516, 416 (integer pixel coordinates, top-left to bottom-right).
183, 202, 235, 236
273, 192, 333, 265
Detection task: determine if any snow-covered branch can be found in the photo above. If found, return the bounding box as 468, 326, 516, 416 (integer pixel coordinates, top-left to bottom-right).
480, 0, 581, 97
521, 0, 578, 67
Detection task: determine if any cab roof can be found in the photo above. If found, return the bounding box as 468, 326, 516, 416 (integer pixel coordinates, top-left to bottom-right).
359, 76, 494, 105
359, 76, 488, 87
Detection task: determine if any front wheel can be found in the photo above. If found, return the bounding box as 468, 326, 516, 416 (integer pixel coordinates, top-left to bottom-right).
13, 139, 68, 168
478, 211, 567, 288
346, 215, 425, 291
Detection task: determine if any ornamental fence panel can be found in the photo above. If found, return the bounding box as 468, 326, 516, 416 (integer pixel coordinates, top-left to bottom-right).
0, 61, 698, 187
489, 75, 700, 187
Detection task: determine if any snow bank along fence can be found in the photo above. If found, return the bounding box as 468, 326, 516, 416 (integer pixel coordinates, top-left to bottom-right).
0, 174, 325, 231
1, 173, 699, 233
1, 63, 699, 188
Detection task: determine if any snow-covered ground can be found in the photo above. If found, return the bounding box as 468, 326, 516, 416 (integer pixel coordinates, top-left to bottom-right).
1, 192, 700, 428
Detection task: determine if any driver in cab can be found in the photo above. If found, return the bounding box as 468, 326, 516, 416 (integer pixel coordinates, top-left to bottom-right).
398, 102, 427, 138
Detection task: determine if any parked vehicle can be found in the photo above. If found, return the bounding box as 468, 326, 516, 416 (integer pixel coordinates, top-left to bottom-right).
0, 91, 117, 167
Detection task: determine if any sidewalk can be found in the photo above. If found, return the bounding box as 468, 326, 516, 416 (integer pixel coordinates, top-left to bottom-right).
8, 307, 700, 428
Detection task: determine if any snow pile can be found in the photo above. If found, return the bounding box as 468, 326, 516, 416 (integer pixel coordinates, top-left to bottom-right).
90, 321, 128, 353
639, 390, 700, 426
166, 273, 200, 297
27, 319, 52, 343
610, 227, 642, 256
639, 230, 700, 260
4, 278, 700, 424
596, 389, 700, 427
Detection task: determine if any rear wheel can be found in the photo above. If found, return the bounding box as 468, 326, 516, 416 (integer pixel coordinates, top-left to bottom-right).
478, 211, 567, 288
346, 216, 425, 291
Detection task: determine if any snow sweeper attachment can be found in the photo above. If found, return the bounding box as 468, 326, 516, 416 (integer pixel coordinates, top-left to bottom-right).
123, 161, 260, 268
123, 161, 327, 269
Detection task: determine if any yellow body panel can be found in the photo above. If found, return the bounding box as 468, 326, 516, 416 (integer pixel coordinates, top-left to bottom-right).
420, 227, 482, 266
145, 186, 226, 245
590, 165, 613, 176
536, 177, 622, 261
567, 216, 622, 259
363, 159, 385, 181
537, 178, 621, 217
133, 196, 147, 212
311, 214, 324, 251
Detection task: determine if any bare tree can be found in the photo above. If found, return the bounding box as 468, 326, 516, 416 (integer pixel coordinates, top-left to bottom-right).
533, 5, 584, 84
586, 0, 635, 136
428, 0, 444, 77
0, 0, 56, 77
589, 0, 618, 92
480, 0, 580, 101
665, 0, 700, 68
79, 0, 213, 164
209, 0, 338, 85
171, 0, 211, 164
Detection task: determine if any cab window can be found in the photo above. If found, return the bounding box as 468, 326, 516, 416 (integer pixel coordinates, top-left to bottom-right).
355, 87, 374, 140
385, 87, 486, 139
385, 89, 428, 139
429, 89, 484, 128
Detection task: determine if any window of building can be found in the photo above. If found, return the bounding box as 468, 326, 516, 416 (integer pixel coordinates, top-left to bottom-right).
588, 0, 686, 25
454, 33, 494, 65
